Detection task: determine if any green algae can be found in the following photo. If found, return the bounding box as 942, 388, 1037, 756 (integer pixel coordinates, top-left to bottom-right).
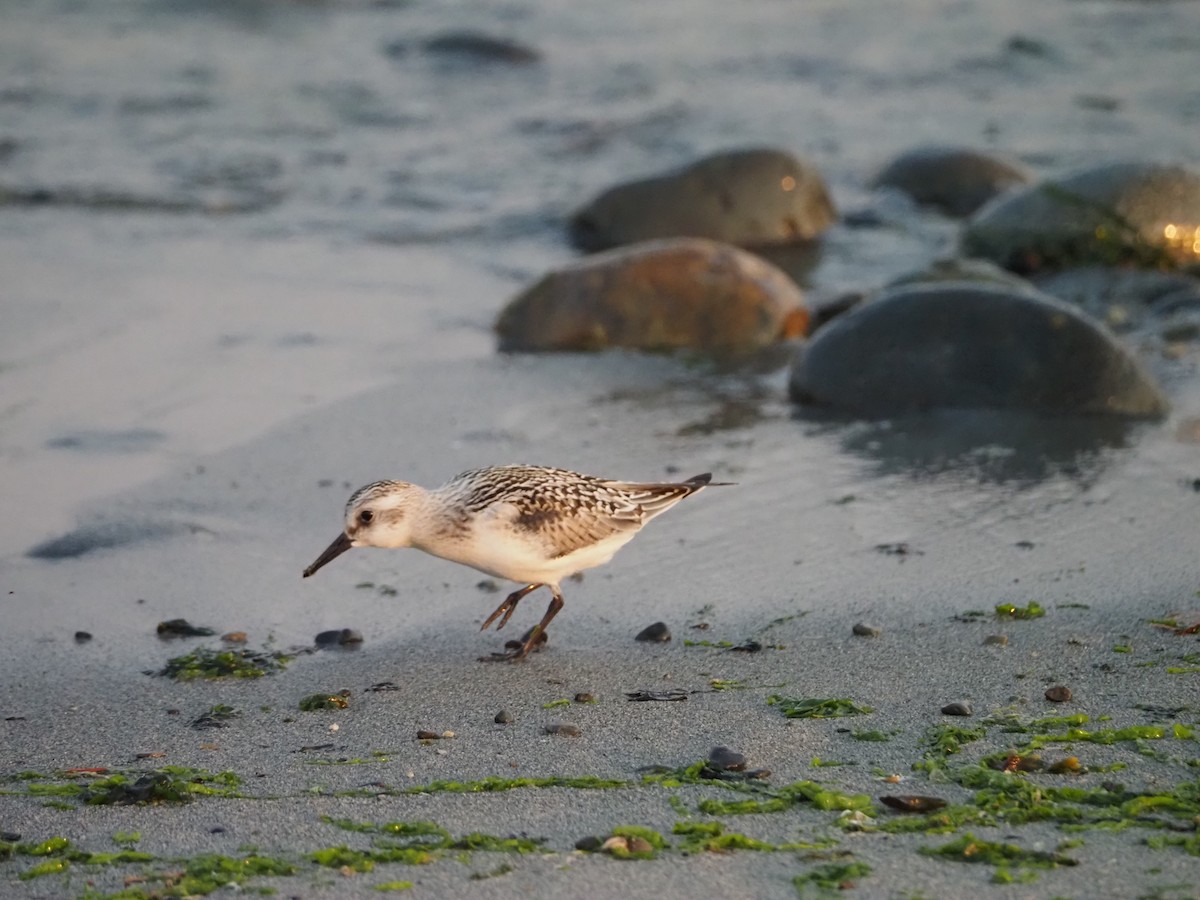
542, 698, 571, 709
157, 646, 291, 680
792, 860, 871, 895
299, 691, 350, 711
850, 729, 892, 742
374, 881, 414, 892
924, 723, 987, 756
995, 601, 1045, 619
768, 696, 873, 719
401, 774, 626, 794
11, 767, 243, 806
920, 831, 1077, 882
318, 817, 546, 858
672, 821, 832, 854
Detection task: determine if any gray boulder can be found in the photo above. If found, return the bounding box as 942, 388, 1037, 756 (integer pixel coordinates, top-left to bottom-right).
570, 148, 835, 251
963, 162, 1200, 273
872, 146, 1031, 217
789, 283, 1167, 419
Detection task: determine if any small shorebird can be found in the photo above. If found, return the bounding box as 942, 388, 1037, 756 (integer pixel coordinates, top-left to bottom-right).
303, 465, 725, 659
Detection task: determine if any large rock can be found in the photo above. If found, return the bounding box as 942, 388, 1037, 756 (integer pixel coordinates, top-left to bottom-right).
789, 283, 1168, 419
962, 162, 1200, 273
496, 238, 809, 357
872, 146, 1032, 217
569, 149, 836, 251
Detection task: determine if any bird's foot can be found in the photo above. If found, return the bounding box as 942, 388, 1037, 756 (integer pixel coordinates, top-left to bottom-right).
479, 625, 547, 662
481, 584, 539, 632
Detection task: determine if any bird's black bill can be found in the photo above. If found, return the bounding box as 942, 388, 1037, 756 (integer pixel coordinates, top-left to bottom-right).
303, 532, 353, 578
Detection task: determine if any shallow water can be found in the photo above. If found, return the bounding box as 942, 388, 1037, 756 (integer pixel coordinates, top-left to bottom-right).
2, 0, 1198, 592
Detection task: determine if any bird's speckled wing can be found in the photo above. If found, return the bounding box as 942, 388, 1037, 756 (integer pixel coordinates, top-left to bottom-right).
446, 466, 704, 559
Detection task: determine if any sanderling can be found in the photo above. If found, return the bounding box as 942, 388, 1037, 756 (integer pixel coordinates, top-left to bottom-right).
303, 465, 727, 659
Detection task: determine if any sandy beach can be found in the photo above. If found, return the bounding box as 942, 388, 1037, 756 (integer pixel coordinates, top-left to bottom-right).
3, 0, 1199, 897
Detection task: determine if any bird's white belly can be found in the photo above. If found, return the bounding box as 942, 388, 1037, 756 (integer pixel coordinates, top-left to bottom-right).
419, 527, 636, 586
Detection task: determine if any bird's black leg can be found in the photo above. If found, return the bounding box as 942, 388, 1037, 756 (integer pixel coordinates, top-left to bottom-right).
481, 583, 541, 632
509, 588, 564, 660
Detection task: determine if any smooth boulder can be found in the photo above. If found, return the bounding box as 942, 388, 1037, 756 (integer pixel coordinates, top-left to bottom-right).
789, 283, 1168, 419
872, 146, 1031, 217
496, 238, 808, 356
569, 148, 836, 251
963, 162, 1200, 272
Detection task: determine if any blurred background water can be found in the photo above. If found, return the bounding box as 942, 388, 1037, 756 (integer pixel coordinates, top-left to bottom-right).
2, 0, 1198, 560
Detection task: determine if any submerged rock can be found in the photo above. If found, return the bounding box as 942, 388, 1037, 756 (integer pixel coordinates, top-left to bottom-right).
570, 148, 836, 251
789, 283, 1168, 419
872, 146, 1032, 217
963, 161, 1200, 273
497, 238, 808, 357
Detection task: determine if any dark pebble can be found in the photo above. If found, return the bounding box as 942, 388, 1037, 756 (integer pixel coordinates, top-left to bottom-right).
476, 579, 501, 593
941, 701, 973, 716
707, 746, 747, 772
494, 709, 513, 724
573, 692, 596, 704
575, 836, 603, 852
416, 730, 441, 740
1, 831, 20, 842
315, 628, 363, 648
744, 768, 771, 780
506, 626, 548, 652
730, 640, 762, 652
156, 618, 215, 638
209, 826, 226, 834
983, 635, 1009, 646
74, 631, 93, 643
852, 622, 881, 637
635, 621, 672, 643
1045, 685, 1073, 703
545, 722, 581, 736
366, 681, 400, 692
880, 795, 948, 813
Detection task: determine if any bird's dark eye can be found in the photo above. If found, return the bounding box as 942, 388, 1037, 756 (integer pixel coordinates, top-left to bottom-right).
358, 510, 374, 525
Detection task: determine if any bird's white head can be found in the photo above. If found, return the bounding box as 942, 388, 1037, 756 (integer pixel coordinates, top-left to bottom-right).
302, 480, 423, 578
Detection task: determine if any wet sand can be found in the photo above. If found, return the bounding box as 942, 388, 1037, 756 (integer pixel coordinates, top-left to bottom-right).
3, 0, 1200, 896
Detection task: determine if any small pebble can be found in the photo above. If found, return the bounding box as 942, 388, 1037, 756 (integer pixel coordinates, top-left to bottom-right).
476, 579, 501, 593
573, 692, 596, 703
1, 831, 20, 842
416, 730, 441, 740
635, 621, 672, 642
983, 634, 1008, 646
730, 640, 763, 652
494, 709, 514, 724
707, 746, 747, 772
626, 836, 653, 854
506, 626, 548, 651
575, 836, 603, 852
941, 701, 973, 716
880, 795, 948, 813
314, 628, 363, 648
743, 768, 771, 780
74, 631, 92, 643
545, 722, 581, 736
156, 618, 215, 638
221, 631, 247, 644
1045, 685, 1072, 703
852, 622, 881, 637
